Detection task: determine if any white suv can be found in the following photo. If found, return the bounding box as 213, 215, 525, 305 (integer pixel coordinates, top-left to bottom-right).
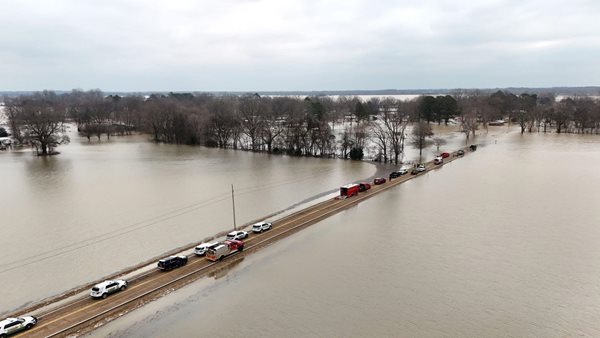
226, 231, 248, 240
0, 316, 37, 336
90, 279, 128, 299
252, 221, 272, 233
195, 242, 219, 256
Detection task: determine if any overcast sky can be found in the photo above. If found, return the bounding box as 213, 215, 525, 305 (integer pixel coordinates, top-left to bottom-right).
0, 0, 599, 91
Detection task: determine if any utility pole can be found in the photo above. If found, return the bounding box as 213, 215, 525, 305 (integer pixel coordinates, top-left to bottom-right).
231, 184, 237, 230
418, 109, 423, 163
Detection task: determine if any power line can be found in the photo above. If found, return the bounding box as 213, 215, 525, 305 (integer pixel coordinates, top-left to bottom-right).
0, 166, 343, 274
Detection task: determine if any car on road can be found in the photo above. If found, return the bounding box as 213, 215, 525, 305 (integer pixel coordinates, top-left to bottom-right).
389, 168, 408, 179
373, 177, 386, 185
358, 182, 371, 192
226, 230, 249, 240
90, 279, 128, 299
434, 156, 443, 165
252, 221, 272, 233
194, 242, 219, 256
0, 316, 37, 336
456, 149, 464, 156
440, 152, 450, 158
411, 164, 426, 175
157, 255, 188, 271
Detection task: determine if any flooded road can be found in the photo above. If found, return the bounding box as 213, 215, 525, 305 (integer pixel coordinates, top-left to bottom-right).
89, 131, 600, 338
0, 129, 375, 313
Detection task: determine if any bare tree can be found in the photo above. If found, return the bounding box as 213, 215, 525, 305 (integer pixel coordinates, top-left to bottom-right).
207, 97, 237, 148
262, 97, 296, 153
369, 119, 388, 162
432, 137, 447, 151
338, 127, 353, 159
3, 98, 24, 143
410, 121, 433, 163
238, 95, 265, 151
8, 91, 70, 155
554, 98, 575, 133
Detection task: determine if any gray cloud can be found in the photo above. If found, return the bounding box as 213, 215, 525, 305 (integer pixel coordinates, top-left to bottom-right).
0, 0, 598, 91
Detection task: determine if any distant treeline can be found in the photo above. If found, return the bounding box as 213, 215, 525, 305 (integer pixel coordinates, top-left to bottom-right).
3, 89, 600, 158
1, 86, 599, 98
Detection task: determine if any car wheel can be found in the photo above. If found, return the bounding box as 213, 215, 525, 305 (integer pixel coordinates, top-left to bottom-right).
1, 333, 7, 338
26, 324, 33, 329
239, 245, 244, 252
102, 293, 108, 299
120, 285, 127, 291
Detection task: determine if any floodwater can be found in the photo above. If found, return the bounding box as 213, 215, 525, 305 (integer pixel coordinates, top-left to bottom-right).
0, 127, 375, 313
89, 131, 600, 338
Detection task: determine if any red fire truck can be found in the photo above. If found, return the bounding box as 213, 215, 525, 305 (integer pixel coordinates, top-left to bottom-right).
206, 240, 244, 261
339, 184, 360, 199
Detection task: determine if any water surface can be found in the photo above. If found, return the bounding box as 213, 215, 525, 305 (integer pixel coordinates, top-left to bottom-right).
0, 128, 374, 313
89, 132, 600, 338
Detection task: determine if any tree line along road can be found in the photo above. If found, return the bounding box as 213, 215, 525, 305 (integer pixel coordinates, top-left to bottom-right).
13, 147, 474, 338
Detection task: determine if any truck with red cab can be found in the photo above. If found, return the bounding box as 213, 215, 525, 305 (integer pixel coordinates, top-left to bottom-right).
206, 240, 244, 261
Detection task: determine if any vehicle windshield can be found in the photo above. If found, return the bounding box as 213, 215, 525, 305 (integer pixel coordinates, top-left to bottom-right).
92, 287, 99, 292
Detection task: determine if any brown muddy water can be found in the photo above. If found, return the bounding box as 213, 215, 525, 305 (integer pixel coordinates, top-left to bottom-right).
0, 127, 377, 313
88, 131, 600, 338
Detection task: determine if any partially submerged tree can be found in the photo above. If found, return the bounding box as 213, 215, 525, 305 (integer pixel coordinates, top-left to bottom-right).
432, 137, 447, 151
410, 121, 433, 163
7, 91, 69, 155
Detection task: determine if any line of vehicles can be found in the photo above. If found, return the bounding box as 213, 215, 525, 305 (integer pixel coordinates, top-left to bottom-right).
90, 222, 274, 294
338, 149, 467, 199
3, 148, 472, 336
0, 221, 274, 336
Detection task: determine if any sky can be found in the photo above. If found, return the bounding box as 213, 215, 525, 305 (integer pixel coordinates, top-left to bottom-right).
0, 0, 599, 91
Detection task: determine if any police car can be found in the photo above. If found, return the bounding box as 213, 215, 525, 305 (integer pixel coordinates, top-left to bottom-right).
90, 279, 128, 299
0, 316, 37, 336
252, 221, 272, 233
